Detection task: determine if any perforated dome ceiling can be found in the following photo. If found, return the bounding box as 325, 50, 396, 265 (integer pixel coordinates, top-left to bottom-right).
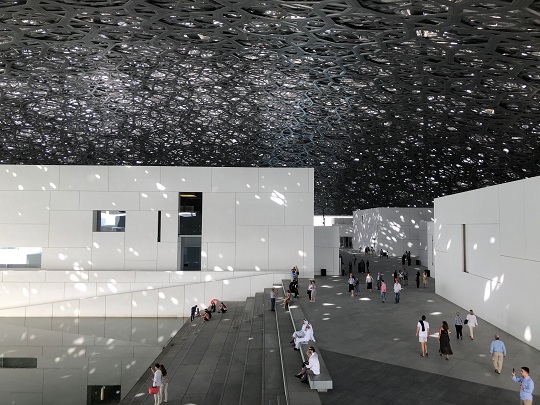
0, 0, 539, 214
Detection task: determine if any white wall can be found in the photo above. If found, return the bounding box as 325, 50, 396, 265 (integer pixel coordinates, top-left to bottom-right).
352, 207, 434, 257
434, 177, 540, 351
314, 226, 340, 276
0, 165, 314, 316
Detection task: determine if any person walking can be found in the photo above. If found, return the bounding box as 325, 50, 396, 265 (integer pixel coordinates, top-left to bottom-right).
354, 277, 360, 296
454, 311, 464, 340
307, 281, 313, 301
466, 309, 478, 340
310, 280, 316, 302
348, 274, 355, 297
380, 279, 386, 303
415, 271, 420, 288
511, 367, 534, 404
366, 273, 373, 292
490, 335, 507, 374
423, 271, 428, 288
393, 278, 402, 304
438, 321, 453, 360
416, 315, 429, 357
376, 272, 381, 290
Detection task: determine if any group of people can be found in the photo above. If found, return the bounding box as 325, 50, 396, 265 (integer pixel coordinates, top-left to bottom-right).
190, 301, 227, 322
401, 251, 412, 266
415, 311, 534, 402
291, 320, 319, 383
150, 363, 169, 404
281, 278, 317, 309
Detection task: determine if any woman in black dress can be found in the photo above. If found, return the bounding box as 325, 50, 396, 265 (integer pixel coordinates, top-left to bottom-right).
439, 321, 453, 360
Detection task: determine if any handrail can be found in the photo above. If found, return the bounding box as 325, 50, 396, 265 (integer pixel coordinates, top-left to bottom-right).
275, 286, 290, 405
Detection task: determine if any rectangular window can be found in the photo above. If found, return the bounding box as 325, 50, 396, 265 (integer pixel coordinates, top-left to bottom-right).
0, 357, 37, 368
0, 247, 41, 268
94, 210, 126, 232
179, 236, 202, 270
157, 211, 162, 242
179, 193, 202, 235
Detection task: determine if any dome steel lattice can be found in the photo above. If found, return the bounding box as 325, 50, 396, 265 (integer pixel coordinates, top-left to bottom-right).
0, 0, 539, 214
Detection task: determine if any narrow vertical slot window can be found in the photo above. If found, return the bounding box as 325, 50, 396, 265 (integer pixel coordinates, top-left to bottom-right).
462, 224, 467, 272
157, 211, 162, 242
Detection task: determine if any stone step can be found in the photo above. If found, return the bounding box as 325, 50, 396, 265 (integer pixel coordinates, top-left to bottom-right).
263, 288, 285, 404
218, 297, 255, 405
239, 292, 264, 404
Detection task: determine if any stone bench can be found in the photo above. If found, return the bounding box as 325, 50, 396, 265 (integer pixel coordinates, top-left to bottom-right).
282, 280, 333, 392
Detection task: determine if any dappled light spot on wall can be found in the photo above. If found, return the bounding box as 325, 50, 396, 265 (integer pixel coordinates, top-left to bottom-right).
75, 283, 87, 292
223, 280, 230, 285
171, 297, 178, 305
93, 242, 100, 249
107, 283, 118, 293
132, 300, 138, 307
298, 250, 306, 257
255, 266, 261, 271
484, 280, 491, 302
50, 182, 57, 189
158, 292, 165, 299
255, 195, 260, 199
524, 326, 532, 342
18, 185, 24, 190
446, 239, 452, 250
227, 266, 233, 271
201, 250, 207, 257
407, 242, 413, 248
260, 238, 266, 242
489, 237, 496, 244
206, 274, 215, 281
271, 190, 287, 206
473, 243, 478, 250
156, 182, 166, 191
58, 253, 66, 260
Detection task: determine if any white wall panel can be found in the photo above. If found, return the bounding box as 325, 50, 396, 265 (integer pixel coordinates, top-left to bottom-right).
268, 226, 304, 270
48, 211, 93, 248
26, 327, 63, 346
124, 211, 158, 261
135, 271, 170, 283
160, 166, 212, 192
169, 272, 202, 284
207, 243, 236, 272
0, 191, 50, 224
499, 180, 524, 258
314, 226, 339, 248
91, 232, 125, 270
1, 369, 43, 391
79, 191, 140, 210
285, 193, 314, 225
96, 282, 132, 296
29, 283, 64, 305
236, 193, 284, 226
523, 177, 540, 261
43, 368, 87, 405
259, 167, 310, 193
0, 224, 49, 246
109, 166, 161, 191
157, 285, 185, 317
159, 211, 178, 243
125, 260, 156, 270
184, 283, 205, 310
52, 300, 80, 317
211, 167, 259, 192
157, 243, 177, 271
314, 247, 337, 276
236, 226, 268, 271
0, 165, 59, 191
2, 270, 46, 282
250, 273, 273, 296
139, 191, 178, 211
222, 277, 251, 301
50, 191, 79, 210
44, 270, 89, 283
59, 166, 109, 191
132, 289, 159, 317
64, 283, 96, 301
79, 296, 106, 317
89, 270, 134, 283
202, 193, 236, 242
466, 224, 500, 279
105, 293, 133, 317
303, 226, 314, 277
26, 303, 53, 317
41, 248, 92, 271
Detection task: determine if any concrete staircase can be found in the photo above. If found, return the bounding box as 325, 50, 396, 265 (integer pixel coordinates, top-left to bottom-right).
119, 292, 289, 405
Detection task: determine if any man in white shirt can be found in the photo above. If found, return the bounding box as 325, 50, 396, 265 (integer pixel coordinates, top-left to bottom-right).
290, 319, 309, 343
294, 324, 314, 350
295, 346, 320, 383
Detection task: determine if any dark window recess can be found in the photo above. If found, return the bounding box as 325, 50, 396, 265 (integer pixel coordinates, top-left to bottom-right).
179, 193, 202, 235
1, 357, 37, 368
87, 385, 121, 405
157, 211, 162, 242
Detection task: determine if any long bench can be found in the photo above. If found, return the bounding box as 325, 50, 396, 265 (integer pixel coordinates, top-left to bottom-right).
282, 279, 333, 392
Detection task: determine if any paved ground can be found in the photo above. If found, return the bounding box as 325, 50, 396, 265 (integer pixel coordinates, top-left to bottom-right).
293, 252, 539, 404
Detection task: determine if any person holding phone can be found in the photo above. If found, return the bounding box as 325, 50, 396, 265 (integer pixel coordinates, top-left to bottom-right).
511, 367, 534, 404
